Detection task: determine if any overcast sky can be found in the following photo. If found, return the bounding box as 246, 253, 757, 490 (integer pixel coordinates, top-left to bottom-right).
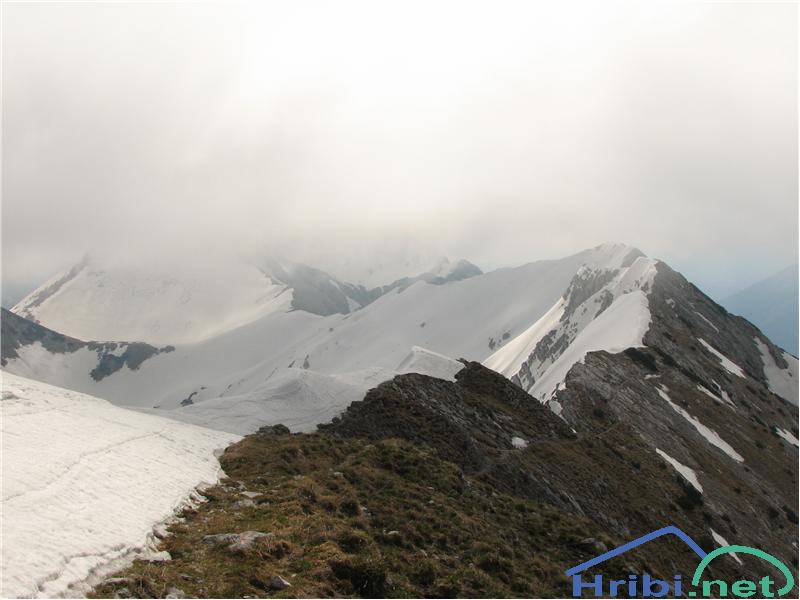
2, 1, 797, 305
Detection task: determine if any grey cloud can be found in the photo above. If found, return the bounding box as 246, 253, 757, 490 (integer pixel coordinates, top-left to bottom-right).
2, 1, 797, 304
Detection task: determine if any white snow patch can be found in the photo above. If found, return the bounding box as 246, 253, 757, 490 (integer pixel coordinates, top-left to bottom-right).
511, 436, 529, 449
1, 372, 239, 598
530, 291, 651, 401
755, 338, 798, 405
710, 530, 742, 564
696, 384, 735, 410
694, 312, 719, 333
655, 449, 703, 493
396, 346, 464, 381
774, 427, 799, 447
698, 339, 746, 378
656, 386, 744, 463
548, 399, 563, 417
717, 387, 734, 409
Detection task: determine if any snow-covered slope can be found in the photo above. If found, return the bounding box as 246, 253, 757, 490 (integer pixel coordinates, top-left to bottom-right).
12, 258, 291, 345
12, 255, 484, 346
144, 367, 393, 436
1, 372, 239, 598
14, 242, 790, 439
396, 346, 464, 381
4, 244, 642, 418
141, 348, 464, 436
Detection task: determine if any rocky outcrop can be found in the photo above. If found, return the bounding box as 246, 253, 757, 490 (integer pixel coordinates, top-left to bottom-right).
322, 361, 797, 583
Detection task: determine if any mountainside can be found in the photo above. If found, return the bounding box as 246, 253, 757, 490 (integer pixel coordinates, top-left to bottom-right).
90, 363, 795, 598
3, 244, 642, 426
324, 363, 797, 567
489, 255, 798, 407
10, 258, 291, 345
11, 255, 484, 345
723, 264, 798, 355
4, 243, 796, 440
3, 242, 798, 598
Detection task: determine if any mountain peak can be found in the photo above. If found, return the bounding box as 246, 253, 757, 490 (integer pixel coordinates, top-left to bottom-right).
583, 242, 646, 269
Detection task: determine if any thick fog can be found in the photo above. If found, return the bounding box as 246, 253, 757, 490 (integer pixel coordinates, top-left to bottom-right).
2, 1, 797, 305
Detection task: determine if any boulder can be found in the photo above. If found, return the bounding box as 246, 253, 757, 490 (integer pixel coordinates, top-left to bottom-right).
269, 575, 292, 590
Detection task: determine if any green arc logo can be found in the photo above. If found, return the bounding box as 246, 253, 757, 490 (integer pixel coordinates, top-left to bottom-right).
691, 545, 795, 597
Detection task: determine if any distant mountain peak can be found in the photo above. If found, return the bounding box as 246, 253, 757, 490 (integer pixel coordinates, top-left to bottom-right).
722, 264, 798, 354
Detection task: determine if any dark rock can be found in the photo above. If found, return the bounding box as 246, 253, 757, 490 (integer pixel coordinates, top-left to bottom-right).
257, 424, 291, 436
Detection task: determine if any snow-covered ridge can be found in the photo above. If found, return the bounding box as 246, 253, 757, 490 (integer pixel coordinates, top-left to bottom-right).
1, 373, 239, 598
483, 298, 565, 379
396, 346, 464, 381
12, 259, 292, 345
492, 253, 657, 402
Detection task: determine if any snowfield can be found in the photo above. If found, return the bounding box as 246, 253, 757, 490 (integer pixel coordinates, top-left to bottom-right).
754, 337, 798, 405
12, 259, 292, 345
136, 347, 464, 436
4, 245, 631, 413
1, 373, 239, 598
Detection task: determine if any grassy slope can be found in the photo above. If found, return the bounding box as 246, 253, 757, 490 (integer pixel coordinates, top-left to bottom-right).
91, 431, 634, 599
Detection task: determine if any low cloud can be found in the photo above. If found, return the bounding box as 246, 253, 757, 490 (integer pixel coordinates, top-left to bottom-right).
2, 1, 797, 304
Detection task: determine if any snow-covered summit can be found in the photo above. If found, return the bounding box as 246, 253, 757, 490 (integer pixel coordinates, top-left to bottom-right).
12, 257, 291, 345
